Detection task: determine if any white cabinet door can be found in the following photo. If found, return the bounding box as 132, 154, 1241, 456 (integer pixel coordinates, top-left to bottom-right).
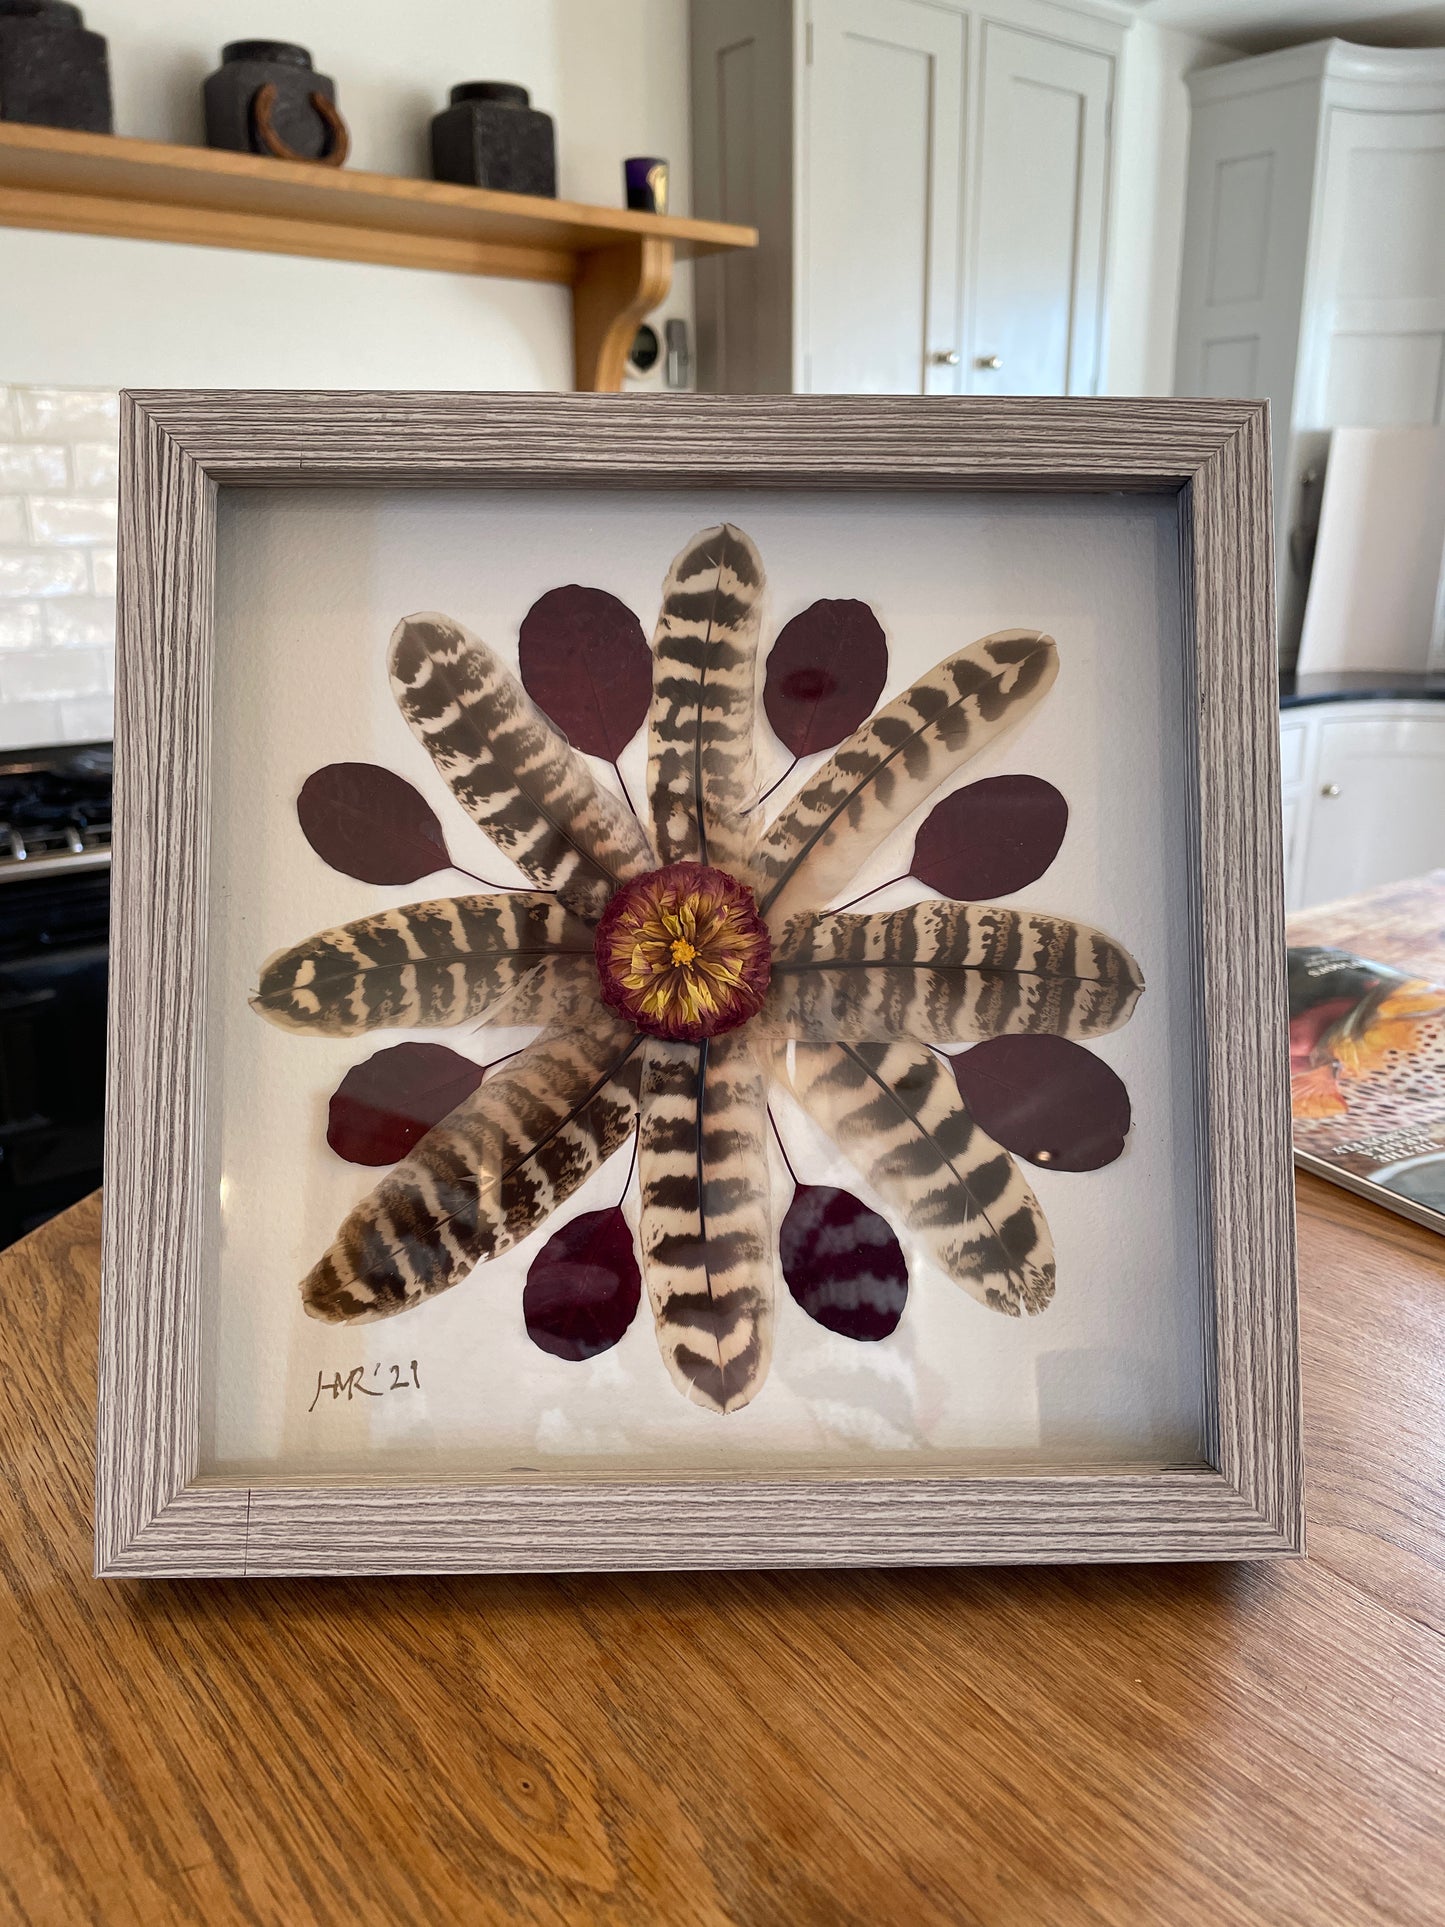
802, 0, 964, 394
1300, 708, 1445, 907
964, 22, 1114, 396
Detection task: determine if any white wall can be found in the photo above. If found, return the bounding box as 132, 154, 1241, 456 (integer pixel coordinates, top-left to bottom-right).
0, 0, 693, 391
1106, 19, 1240, 394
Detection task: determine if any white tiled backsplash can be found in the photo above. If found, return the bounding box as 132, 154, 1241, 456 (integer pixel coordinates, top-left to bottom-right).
0, 386, 118, 748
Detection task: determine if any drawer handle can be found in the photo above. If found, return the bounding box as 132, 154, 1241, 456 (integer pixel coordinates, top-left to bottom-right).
928, 350, 961, 367
1321, 782, 1341, 798
975, 354, 1003, 371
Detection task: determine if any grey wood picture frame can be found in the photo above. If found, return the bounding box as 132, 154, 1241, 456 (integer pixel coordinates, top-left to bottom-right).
97, 391, 1301, 1578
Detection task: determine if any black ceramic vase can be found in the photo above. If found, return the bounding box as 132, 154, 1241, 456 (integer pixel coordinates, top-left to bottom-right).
431, 82, 556, 197
203, 40, 348, 167
0, 0, 112, 134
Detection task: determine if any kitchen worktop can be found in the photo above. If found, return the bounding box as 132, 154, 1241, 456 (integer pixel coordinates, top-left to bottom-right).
2, 879, 1444, 1922
1280, 668, 1445, 708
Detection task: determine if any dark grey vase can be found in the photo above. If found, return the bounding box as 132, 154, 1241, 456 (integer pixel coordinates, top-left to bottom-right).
203, 40, 346, 165
0, 0, 112, 134
430, 82, 556, 197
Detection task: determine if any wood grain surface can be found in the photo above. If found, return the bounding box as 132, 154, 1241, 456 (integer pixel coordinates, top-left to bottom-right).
99, 393, 1301, 1574
1, 1173, 1440, 1925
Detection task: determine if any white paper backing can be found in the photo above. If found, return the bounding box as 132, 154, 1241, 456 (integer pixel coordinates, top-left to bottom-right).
201, 486, 1204, 1477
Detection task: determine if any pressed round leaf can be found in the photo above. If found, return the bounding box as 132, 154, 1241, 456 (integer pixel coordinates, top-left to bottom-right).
327, 1042, 487, 1166
911, 775, 1068, 900
518, 585, 652, 761
780, 1184, 908, 1341
524, 1206, 643, 1361
297, 761, 451, 885
950, 1035, 1131, 1171
763, 599, 889, 757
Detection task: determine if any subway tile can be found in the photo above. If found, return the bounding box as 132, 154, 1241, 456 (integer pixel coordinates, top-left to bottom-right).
0, 497, 23, 544
0, 646, 108, 702
15, 388, 120, 440
0, 698, 63, 750
0, 603, 43, 649
0, 442, 68, 490
71, 440, 120, 493
44, 596, 116, 647
91, 548, 117, 596
0, 549, 89, 598
26, 495, 118, 545
0, 388, 15, 436
59, 693, 114, 742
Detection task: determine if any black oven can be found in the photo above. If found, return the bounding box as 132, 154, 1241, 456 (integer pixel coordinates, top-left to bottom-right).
0, 745, 111, 1245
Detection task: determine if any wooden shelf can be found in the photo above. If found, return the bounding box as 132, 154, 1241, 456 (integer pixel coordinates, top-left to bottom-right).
0, 121, 757, 392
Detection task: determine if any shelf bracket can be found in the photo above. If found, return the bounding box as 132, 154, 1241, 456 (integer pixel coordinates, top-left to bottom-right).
572, 236, 673, 393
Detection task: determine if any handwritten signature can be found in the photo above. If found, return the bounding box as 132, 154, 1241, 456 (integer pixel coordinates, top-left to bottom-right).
309, 1360, 421, 1411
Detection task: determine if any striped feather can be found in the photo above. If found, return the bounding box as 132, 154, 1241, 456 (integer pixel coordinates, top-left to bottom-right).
749, 631, 1058, 927
251, 894, 598, 1036
760, 901, 1144, 1043
390, 612, 652, 922
303, 1019, 642, 1322
769, 1038, 1054, 1315
646, 524, 765, 870
637, 1031, 775, 1413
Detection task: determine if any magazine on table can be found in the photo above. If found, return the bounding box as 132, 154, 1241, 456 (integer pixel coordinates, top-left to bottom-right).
1288, 945, 1445, 1235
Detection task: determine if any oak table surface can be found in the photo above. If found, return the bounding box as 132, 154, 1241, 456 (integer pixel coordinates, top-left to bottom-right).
3, 885, 1444, 1924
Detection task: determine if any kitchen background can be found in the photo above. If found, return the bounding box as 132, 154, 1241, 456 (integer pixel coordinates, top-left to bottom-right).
1, 0, 1443, 1240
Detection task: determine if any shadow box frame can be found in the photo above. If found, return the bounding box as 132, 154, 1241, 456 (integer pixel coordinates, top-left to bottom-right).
96, 390, 1302, 1578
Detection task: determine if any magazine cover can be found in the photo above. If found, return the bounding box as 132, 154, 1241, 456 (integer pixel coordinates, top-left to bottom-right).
1289, 946, 1445, 1234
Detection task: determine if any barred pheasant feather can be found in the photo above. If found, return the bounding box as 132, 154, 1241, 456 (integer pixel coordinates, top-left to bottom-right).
254, 521, 1145, 1415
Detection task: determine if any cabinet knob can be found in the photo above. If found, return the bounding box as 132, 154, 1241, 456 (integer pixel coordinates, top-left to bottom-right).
929, 350, 961, 366
976, 354, 1003, 370
1321, 782, 1341, 798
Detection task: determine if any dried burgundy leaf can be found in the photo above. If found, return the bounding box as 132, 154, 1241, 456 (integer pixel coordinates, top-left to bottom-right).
518, 585, 652, 761
950, 1035, 1130, 1172
763, 599, 889, 758
524, 1206, 643, 1361
780, 1184, 908, 1341
327, 1042, 488, 1166
298, 761, 451, 885
911, 774, 1068, 900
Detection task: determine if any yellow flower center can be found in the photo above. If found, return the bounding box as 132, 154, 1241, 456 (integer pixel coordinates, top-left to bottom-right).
595, 861, 772, 1041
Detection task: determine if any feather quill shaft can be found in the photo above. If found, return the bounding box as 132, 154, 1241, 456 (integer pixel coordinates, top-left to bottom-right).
760, 901, 1144, 1042
750, 631, 1058, 927
251, 894, 598, 1036
646, 524, 765, 870
390, 612, 653, 922
303, 1019, 642, 1322
637, 1031, 775, 1412
769, 1037, 1054, 1315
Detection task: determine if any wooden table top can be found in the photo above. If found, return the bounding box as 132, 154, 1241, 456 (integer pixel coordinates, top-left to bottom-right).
3, 882, 1443, 1924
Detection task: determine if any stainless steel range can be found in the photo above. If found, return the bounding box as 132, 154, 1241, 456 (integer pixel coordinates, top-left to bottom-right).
0, 742, 111, 1245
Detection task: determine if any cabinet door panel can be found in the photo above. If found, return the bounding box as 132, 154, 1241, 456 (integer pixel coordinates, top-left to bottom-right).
803, 0, 964, 394
1299, 708, 1445, 908
966, 24, 1113, 396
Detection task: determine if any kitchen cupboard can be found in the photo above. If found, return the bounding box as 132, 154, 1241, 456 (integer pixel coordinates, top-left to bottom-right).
1175, 44, 1445, 664
1279, 702, 1445, 911
689, 0, 1123, 396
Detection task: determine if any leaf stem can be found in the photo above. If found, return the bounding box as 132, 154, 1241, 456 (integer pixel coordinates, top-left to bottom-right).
616, 1125, 640, 1207
829, 874, 907, 915
451, 864, 543, 893
745, 758, 799, 814
767, 1106, 800, 1189
479, 1045, 527, 1073
611, 759, 643, 825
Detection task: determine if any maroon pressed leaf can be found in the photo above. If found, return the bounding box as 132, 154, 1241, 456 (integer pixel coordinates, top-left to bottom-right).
780, 1184, 908, 1341
327, 1042, 488, 1166
517, 585, 652, 761
524, 1207, 643, 1361
910, 774, 1068, 900
950, 1035, 1131, 1172
298, 761, 451, 885
763, 599, 889, 757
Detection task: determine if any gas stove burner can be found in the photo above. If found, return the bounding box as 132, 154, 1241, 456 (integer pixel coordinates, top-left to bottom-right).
0, 741, 113, 882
